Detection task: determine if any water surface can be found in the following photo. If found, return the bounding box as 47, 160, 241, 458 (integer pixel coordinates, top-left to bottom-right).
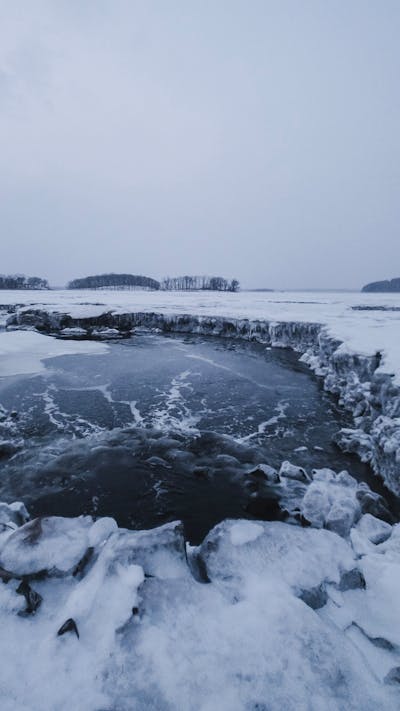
0, 333, 393, 542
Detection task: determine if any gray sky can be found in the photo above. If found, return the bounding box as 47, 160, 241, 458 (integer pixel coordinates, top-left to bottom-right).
1, 1, 399, 289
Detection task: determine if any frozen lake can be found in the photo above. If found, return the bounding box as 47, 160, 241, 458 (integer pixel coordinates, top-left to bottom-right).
1, 294, 400, 710
0, 331, 394, 542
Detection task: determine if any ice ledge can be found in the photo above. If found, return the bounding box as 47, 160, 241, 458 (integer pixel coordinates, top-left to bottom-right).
5, 307, 400, 494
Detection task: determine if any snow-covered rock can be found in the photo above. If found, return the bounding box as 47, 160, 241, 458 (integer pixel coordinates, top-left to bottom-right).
326, 496, 361, 538
356, 514, 392, 545
299, 471, 362, 538
356, 484, 394, 523
246, 462, 279, 482
0, 503, 398, 709
279, 460, 309, 482
0, 501, 29, 527
105, 520, 188, 580
266, 464, 371, 537
91, 327, 124, 339
301, 481, 333, 528
0, 516, 113, 577
88, 517, 118, 547
199, 519, 355, 592
59, 327, 88, 338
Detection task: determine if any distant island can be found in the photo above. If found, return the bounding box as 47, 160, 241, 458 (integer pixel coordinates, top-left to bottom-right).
362, 277, 400, 293
67, 273, 240, 292
68, 273, 161, 290
0, 274, 49, 290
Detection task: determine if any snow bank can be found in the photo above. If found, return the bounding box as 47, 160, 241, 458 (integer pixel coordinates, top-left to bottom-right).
1, 502, 399, 710
1, 288, 400, 376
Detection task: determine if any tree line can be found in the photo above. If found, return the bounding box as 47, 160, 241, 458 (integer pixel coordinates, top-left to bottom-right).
68, 273, 161, 290
0, 274, 49, 290
67, 273, 240, 292
0, 271, 240, 292
161, 275, 240, 291
362, 277, 400, 293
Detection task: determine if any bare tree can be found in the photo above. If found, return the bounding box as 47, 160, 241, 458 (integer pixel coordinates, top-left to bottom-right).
160, 275, 240, 292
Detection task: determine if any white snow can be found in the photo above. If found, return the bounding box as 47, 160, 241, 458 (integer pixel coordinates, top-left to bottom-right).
229, 520, 264, 545
300, 470, 361, 537
201, 518, 355, 591
0, 516, 94, 575
1, 508, 399, 710
1, 290, 400, 707
1, 289, 400, 380
355, 513, 393, 545
0, 330, 108, 377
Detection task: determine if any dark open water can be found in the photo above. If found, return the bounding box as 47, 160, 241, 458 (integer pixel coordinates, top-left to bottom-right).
0, 333, 396, 542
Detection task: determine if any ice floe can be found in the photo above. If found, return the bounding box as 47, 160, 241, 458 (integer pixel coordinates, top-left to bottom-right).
0, 330, 108, 377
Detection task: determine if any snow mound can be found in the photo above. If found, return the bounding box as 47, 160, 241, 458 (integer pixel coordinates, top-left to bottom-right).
199, 519, 355, 593
0, 507, 398, 709
229, 520, 264, 545
0, 515, 112, 576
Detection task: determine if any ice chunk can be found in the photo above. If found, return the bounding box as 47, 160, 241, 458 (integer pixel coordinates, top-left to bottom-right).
356, 514, 392, 545
312, 467, 336, 483
88, 517, 118, 548
106, 520, 188, 580
9, 501, 30, 524
336, 470, 358, 488
0, 501, 29, 528
301, 482, 332, 528
91, 327, 123, 339
246, 463, 279, 482
356, 486, 394, 523
300, 472, 361, 536
0, 516, 93, 576
199, 519, 355, 592
350, 527, 376, 556
0, 329, 108, 376
326, 496, 360, 538
279, 461, 309, 482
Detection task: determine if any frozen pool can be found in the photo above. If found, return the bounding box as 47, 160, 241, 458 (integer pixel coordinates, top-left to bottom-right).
0, 332, 396, 542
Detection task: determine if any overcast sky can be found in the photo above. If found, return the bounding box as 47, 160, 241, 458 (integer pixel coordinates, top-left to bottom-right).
1, 1, 399, 289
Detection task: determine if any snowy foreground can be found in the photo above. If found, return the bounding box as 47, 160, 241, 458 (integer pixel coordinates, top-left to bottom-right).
1, 290, 400, 709
0, 484, 400, 711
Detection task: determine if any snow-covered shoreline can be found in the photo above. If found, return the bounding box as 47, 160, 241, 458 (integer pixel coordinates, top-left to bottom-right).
1, 290, 400, 708
2, 289, 400, 495
2, 287, 400, 382
0, 485, 400, 710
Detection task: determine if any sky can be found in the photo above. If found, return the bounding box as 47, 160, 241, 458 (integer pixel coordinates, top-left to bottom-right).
0, 1, 399, 290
